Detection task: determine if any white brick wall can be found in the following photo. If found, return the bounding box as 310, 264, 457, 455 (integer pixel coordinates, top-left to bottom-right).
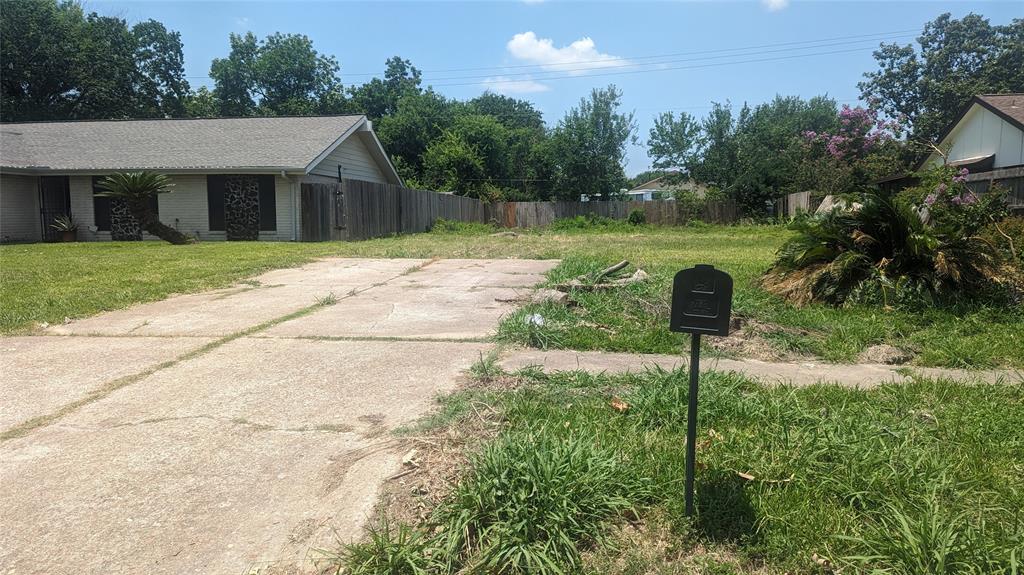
0, 174, 41, 242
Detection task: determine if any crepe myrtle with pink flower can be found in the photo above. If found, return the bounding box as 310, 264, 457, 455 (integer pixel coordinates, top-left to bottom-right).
803, 105, 901, 162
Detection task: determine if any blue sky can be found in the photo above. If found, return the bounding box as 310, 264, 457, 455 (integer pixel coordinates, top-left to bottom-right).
93, 0, 1020, 175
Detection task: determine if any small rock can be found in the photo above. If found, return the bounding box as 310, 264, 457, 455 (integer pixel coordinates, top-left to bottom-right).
490, 231, 518, 238
526, 313, 545, 326
858, 344, 913, 365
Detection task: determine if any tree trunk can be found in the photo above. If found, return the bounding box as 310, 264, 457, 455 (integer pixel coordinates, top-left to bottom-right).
128, 198, 191, 245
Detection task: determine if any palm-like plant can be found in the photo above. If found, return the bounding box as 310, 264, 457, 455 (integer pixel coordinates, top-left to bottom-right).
95, 172, 190, 245
763, 187, 1006, 307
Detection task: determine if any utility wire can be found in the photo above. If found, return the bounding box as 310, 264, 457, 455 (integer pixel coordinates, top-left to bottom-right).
339, 28, 919, 77
418, 35, 914, 83
184, 29, 914, 81
451, 45, 886, 89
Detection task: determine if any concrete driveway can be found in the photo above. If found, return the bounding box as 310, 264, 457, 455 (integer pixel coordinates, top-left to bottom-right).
0, 257, 557, 575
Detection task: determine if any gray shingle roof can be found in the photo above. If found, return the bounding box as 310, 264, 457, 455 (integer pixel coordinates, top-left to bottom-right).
0, 115, 365, 172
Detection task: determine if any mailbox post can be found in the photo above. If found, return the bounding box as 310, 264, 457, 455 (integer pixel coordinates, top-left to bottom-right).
669, 264, 733, 517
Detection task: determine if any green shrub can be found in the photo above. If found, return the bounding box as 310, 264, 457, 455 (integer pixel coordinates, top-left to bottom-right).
763, 166, 1013, 307
550, 213, 630, 232
627, 208, 646, 226
429, 218, 496, 235
675, 189, 707, 224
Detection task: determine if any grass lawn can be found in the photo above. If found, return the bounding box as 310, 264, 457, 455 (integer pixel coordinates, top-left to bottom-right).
332, 366, 1024, 574
2, 223, 1022, 367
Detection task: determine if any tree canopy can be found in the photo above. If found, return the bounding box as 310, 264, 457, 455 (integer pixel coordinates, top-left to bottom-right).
859, 13, 1024, 143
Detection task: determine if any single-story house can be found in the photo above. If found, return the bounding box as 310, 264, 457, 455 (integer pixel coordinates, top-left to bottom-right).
625, 175, 708, 201
0, 115, 402, 243
898, 93, 1023, 207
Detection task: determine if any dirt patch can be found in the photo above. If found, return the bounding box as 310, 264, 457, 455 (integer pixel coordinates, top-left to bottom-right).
706, 317, 814, 362
858, 343, 914, 365
582, 513, 779, 575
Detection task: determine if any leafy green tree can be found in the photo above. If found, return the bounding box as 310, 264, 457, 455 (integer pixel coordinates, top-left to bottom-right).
375, 90, 456, 180
0, 1, 189, 121
209, 32, 344, 116
860, 13, 1024, 142
95, 172, 191, 245
131, 20, 190, 117
647, 111, 700, 170
466, 92, 545, 132
184, 86, 219, 117
549, 85, 637, 201
688, 102, 746, 190
422, 132, 491, 199
348, 56, 422, 119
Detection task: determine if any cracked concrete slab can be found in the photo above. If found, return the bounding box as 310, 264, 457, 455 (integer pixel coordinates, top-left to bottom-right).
0, 336, 216, 431
498, 349, 1019, 386
264, 285, 527, 340
254, 258, 428, 288
0, 257, 556, 574
44, 285, 325, 337
70, 339, 490, 432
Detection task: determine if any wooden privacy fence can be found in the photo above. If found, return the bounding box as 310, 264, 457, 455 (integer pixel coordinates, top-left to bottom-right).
301, 180, 740, 241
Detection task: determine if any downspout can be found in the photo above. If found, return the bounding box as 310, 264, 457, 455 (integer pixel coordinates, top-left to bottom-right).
290, 174, 299, 241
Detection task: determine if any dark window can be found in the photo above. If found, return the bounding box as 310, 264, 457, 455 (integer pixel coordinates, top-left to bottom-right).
92, 177, 111, 231
92, 176, 158, 231
206, 175, 226, 231
258, 175, 276, 231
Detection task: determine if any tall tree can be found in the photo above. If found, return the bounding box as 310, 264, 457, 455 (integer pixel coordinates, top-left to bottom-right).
0, 1, 190, 121
860, 13, 1024, 142
209, 32, 345, 116
466, 92, 545, 132
647, 111, 701, 171
549, 85, 637, 201
348, 56, 422, 119
132, 20, 191, 117
375, 89, 455, 181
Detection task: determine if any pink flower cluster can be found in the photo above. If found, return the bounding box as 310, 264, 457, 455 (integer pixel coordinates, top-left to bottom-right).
803, 105, 899, 161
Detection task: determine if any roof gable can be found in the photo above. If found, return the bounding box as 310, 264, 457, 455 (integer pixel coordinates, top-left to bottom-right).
0, 115, 370, 173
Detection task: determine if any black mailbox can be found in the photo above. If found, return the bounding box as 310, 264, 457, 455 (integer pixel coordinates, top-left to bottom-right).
670, 264, 733, 337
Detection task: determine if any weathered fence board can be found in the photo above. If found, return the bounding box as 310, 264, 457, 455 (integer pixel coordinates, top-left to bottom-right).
301, 180, 740, 241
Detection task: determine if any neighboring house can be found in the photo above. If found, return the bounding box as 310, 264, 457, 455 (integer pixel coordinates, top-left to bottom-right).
0, 115, 402, 243
626, 175, 708, 201
918, 93, 1024, 207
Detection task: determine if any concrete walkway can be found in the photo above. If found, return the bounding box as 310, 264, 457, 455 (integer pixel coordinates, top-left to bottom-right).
0, 258, 557, 575
498, 349, 1020, 386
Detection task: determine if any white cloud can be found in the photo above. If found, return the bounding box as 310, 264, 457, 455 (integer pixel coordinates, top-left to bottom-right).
234, 16, 251, 28
761, 0, 790, 11
481, 76, 550, 95
506, 31, 627, 75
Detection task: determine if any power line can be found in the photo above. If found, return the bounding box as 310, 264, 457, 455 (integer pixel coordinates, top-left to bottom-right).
184, 29, 913, 81
419, 35, 914, 83
450, 45, 886, 89
339, 28, 918, 77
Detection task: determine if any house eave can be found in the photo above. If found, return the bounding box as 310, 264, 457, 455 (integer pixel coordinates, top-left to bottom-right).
0, 166, 307, 176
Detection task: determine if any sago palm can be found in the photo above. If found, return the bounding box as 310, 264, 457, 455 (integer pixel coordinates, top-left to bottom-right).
95, 172, 190, 245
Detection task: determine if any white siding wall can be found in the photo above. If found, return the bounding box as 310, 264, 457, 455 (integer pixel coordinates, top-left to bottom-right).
308, 135, 387, 183
68, 176, 94, 241
931, 105, 1024, 169
66, 174, 296, 242
0, 174, 41, 242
